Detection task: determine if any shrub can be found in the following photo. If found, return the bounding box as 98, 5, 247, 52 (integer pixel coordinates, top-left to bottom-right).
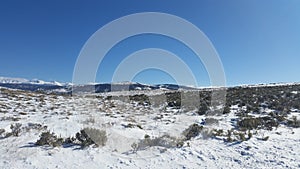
261, 136, 269, 141
132, 134, 182, 152
122, 123, 134, 128
237, 116, 279, 131
238, 118, 261, 130
0, 129, 5, 138
182, 123, 203, 140
212, 129, 224, 137
24, 123, 45, 132
287, 116, 300, 128
131, 142, 138, 152
238, 132, 246, 142
136, 124, 143, 129
166, 92, 181, 109
226, 130, 233, 142
197, 103, 209, 115
76, 128, 107, 147
35, 131, 64, 147
64, 137, 76, 145
247, 130, 253, 140
129, 94, 150, 106
75, 129, 92, 147
223, 106, 231, 114
35, 128, 107, 148
10, 123, 22, 137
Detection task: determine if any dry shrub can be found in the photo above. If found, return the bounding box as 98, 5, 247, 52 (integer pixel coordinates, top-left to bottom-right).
182, 123, 203, 140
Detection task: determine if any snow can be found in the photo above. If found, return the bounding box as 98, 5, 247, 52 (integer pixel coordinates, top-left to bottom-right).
1, 125, 299, 168
291, 91, 298, 94
0, 84, 300, 168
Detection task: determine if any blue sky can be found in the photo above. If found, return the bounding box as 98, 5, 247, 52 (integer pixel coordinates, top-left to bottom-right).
0, 0, 299, 86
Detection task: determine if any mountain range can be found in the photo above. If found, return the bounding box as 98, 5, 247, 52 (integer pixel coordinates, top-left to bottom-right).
1, 76, 299, 94
0, 77, 197, 94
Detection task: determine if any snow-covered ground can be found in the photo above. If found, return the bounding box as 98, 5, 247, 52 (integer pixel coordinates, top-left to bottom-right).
0, 87, 299, 169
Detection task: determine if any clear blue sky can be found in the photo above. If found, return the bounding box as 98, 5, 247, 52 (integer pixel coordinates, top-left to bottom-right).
0, 0, 299, 86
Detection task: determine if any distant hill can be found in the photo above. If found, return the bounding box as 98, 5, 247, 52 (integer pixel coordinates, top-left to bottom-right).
0, 77, 197, 94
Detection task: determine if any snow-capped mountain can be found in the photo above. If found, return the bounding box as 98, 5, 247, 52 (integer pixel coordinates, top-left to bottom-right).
0, 77, 64, 86
0, 77, 29, 84
1, 76, 299, 94
0, 77, 198, 93
0, 77, 68, 93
